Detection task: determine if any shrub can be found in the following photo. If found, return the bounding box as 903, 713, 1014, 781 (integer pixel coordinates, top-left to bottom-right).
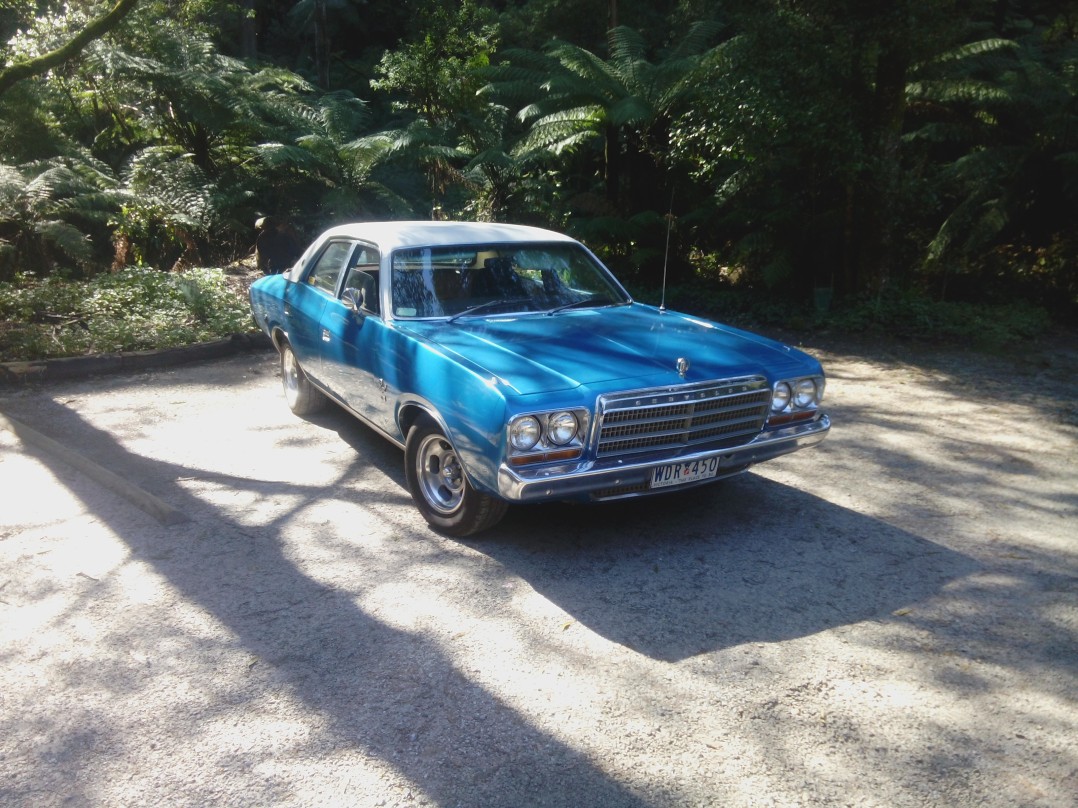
0, 267, 254, 361
627, 279, 1051, 347
824, 290, 1052, 346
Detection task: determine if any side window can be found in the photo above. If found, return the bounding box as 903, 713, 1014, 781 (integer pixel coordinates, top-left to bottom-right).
306, 240, 352, 294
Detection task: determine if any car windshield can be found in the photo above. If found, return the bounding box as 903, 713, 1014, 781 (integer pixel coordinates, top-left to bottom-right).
390, 242, 630, 319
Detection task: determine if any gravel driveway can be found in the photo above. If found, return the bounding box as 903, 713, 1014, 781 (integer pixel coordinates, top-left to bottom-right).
1, 337, 1075, 807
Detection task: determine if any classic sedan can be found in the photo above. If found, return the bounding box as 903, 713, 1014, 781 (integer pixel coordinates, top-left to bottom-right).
249, 221, 830, 536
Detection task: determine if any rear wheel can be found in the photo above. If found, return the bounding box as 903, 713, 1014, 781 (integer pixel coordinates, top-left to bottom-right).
405, 417, 507, 536
280, 341, 326, 416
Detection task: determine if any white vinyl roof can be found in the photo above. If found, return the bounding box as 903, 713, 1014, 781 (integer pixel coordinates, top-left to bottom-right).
316, 220, 578, 253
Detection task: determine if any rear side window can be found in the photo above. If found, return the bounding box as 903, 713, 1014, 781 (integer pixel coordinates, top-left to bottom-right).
306, 241, 352, 294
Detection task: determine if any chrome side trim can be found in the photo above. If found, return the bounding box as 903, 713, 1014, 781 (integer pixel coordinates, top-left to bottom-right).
307, 377, 407, 450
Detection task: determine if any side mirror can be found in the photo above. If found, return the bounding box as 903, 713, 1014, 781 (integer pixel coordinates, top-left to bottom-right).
342, 287, 365, 315
342, 269, 380, 316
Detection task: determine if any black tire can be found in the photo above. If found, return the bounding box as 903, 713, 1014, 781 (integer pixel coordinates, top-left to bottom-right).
404, 417, 508, 536
280, 341, 327, 416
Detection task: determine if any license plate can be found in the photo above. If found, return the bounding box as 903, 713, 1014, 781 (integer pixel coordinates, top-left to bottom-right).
650, 457, 720, 489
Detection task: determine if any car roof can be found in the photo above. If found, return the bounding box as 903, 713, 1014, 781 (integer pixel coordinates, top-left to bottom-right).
316, 221, 579, 253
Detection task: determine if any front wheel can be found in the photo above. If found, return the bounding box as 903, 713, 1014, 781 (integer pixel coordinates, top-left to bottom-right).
280, 341, 326, 416
405, 418, 507, 536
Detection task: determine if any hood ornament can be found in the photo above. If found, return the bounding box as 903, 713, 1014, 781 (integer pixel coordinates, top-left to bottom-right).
676, 357, 690, 378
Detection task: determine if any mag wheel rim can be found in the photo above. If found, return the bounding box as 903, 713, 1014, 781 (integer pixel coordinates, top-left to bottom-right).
282, 349, 300, 405
416, 433, 464, 515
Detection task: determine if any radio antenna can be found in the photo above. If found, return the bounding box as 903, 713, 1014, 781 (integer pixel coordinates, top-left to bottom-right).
659, 187, 675, 312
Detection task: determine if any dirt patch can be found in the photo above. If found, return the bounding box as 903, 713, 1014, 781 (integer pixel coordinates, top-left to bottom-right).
1, 338, 1075, 807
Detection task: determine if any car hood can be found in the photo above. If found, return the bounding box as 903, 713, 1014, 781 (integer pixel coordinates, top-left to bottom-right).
400, 304, 820, 397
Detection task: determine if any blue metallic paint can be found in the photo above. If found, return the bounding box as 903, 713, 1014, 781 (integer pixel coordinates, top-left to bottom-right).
249, 222, 830, 519
400, 304, 816, 396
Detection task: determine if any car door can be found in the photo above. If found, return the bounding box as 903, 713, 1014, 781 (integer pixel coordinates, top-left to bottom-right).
282, 239, 353, 385
318, 243, 393, 429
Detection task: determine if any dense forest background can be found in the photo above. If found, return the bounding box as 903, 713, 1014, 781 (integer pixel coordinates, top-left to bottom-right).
1, 0, 1076, 324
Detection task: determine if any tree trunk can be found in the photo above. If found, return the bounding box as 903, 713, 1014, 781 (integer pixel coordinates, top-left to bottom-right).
314, 0, 331, 88
604, 124, 621, 207
0, 0, 140, 98
240, 0, 258, 60
849, 43, 910, 297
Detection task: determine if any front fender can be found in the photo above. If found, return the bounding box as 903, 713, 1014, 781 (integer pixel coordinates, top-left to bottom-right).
392, 340, 510, 497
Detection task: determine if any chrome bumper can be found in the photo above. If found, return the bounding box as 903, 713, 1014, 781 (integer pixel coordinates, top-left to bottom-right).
497, 414, 830, 503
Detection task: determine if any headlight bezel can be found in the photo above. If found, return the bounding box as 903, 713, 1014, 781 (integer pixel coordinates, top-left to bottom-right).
507, 408, 589, 465
767, 375, 825, 425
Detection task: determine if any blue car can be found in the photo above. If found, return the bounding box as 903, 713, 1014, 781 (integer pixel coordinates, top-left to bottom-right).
249, 221, 830, 536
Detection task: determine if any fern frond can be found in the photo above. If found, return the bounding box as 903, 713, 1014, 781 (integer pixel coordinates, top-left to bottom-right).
340, 134, 398, 164
33, 220, 93, 262
608, 95, 654, 128
0, 165, 24, 202
927, 38, 1019, 68
907, 79, 1011, 105
253, 142, 324, 173
669, 20, 726, 61
606, 26, 647, 67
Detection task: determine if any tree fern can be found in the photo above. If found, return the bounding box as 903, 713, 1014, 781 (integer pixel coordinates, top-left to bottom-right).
488, 24, 727, 173
909, 28, 1078, 301
0, 156, 118, 278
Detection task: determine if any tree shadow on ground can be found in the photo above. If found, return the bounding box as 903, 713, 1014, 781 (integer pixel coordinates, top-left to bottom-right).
5, 346, 1076, 806
252, 401, 984, 663
460, 477, 977, 661
4, 399, 657, 807
7, 380, 1072, 805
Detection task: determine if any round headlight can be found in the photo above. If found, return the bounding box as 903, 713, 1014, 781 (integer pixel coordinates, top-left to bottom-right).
793, 378, 818, 408
771, 382, 791, 412
509, 416, 541, 451
547, 411, 579, 445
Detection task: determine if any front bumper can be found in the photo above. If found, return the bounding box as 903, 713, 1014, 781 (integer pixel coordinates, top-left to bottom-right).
497, 413, 830, 503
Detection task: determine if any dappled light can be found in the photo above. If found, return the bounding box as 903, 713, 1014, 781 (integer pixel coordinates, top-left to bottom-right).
1, 342, 1075, 805
1, 369, 653, 806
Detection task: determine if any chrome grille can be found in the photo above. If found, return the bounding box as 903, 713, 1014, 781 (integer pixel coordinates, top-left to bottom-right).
595, 377, 771, 458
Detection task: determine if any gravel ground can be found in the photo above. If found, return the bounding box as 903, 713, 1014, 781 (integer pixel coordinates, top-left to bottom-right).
0, 337, 1075, 807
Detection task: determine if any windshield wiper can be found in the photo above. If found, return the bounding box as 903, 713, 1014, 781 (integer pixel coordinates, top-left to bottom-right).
448, 297, 532, 323
545, 295, 613, 315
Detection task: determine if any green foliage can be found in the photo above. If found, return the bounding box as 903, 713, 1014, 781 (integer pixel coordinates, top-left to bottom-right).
495, 0, 695, 52
0, 266, 253, 361
909, 27, 1078, 309
824, 291, 1052, 346
492, 22, 724, 162
483, 22, 727, 278
372, 0, 497, 124
628, 276, 1052, 348
628, 279, 805, 331
1, 0, 1075, 361
367, 0, 512, 219
0, 157, 120, 279
3, 7, 405, 268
